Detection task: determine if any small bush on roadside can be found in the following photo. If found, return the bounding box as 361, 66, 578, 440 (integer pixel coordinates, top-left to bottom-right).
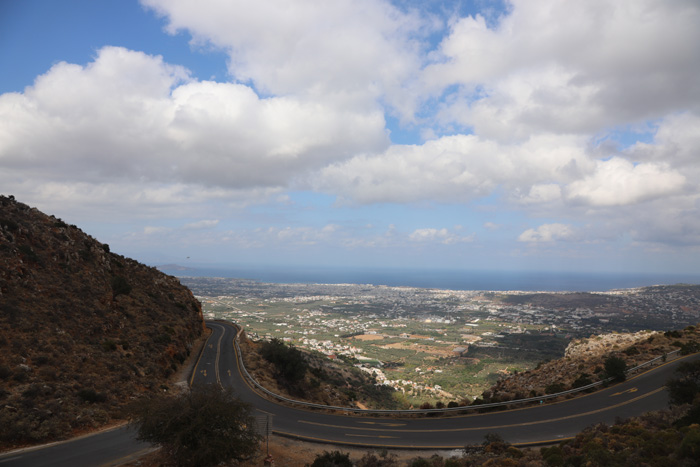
309, 450, 353, 467
604, 355, 627, 382
130, 384, 261, 467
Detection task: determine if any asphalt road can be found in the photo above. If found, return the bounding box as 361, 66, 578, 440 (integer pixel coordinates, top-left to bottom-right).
203, 320, 692, 449
0, 426, 150, 467
0, 319, 696, 465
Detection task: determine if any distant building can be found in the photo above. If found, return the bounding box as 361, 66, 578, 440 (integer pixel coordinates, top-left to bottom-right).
453, 346, 468, 356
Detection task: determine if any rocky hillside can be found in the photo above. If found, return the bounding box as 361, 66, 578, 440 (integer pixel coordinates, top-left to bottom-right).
485, 326, 699, 403
239, 333, 398, 409
0, 195, 205, 449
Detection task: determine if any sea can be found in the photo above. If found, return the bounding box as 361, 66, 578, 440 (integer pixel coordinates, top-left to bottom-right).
159, 264, 700, 293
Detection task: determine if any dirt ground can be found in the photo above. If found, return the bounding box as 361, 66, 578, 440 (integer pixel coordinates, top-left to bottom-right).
353, 334, 386, 341
125, 434, 461, 466
379, 341, 455, 357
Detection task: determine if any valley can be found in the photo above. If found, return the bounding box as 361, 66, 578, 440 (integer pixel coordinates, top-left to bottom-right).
180, 277, 700, 405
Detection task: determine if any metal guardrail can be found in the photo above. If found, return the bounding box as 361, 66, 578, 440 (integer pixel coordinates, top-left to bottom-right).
230, 322, 681, 415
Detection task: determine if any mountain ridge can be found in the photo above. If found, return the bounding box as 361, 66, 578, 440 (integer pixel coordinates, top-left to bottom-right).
0, 195, 205, 450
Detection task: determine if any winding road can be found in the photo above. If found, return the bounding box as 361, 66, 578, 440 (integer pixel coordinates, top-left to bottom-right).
1, 319, 695, 466
196, 321, 688, 448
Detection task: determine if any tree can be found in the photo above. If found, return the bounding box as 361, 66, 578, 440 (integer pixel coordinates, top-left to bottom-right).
259, 338, 308, 383
667, 360, 700, 406
604, 355, 627, 382
130, 384, 261, 466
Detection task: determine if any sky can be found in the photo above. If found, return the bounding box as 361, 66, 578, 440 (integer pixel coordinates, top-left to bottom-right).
1, 0, 700, 276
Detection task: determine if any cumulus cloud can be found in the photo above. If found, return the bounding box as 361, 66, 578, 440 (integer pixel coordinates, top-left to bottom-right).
424, 0, 700, 139
564, 158, 686, 207
144, 226, 172, 236
184, 220, 220, 230
409, 228, 474, 245
626, 112, 700, 168
249, 224, 346, 247
316, 133, 592, 204
518, 223, 576, 243
515, 184, 563, 206
3, 0, 700, 262
0, 46, 388, 213
141, 0, 427, 119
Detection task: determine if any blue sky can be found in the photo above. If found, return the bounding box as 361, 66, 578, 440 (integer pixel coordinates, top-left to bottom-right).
2, 0, 700, 276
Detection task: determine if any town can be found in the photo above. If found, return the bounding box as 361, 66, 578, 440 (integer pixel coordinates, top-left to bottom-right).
182, 277, 700, 403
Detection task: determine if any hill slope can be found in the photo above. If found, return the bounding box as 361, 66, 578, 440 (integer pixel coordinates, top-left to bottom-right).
0, 195, 205, 448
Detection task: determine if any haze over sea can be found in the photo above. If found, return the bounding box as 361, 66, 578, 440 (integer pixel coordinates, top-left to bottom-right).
162, 264, 700, 293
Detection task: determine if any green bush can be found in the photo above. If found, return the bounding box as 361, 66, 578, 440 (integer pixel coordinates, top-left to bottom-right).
259, 338, 308, 383
677, 426, 700, 459
604, 355, 627, 382
154, 334, 172, 345
675, 403, 700, 427
679, 341, 700, 355
101, 339, 117, 352
111, 276, 132, 297
357, 450, 399, 466
408, 458, 435, 467
482, 432, 510, 454
77, 388, 107, 403
310, 450, 353, 467
545, 383, 565, 394
541, 445, 564, 466
130, 384, 261, 466
571, 373, 593, 389
0, 365, 12, 380
667, 360, 700, 405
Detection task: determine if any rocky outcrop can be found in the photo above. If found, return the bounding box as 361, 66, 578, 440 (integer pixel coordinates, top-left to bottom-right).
486, 327, 699, 403
0, 195, 205, 448
564, 330, 658, 359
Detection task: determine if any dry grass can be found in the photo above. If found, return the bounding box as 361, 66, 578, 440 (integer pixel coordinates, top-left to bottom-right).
125, 434, 456, 467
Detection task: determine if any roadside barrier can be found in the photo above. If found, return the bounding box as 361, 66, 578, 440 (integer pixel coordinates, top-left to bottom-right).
227, 321, 681, 415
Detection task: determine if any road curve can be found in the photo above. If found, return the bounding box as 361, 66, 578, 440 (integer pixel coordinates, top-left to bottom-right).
201, 320, 698, 449
1, 320, 696, 465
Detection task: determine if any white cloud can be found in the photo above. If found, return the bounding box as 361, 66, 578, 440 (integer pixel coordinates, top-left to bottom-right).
3, 0, 700, 264
184, 220, 220, 230
409, 227, 474, 245
247, 224, 344, 247
626, 112, 700, 168
514, 184, 562, 206
144, 226, 172, 236
518, 223, 576, 243
0, 46, 388, 217
564, 157, 685, 207
141, 0, 427, 119
316, 133, 591, 204
424, 0, 700, 139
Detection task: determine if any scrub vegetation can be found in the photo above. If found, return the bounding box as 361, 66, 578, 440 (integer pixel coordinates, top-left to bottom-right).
0, 196, 205, 449
129, 384, 261, 467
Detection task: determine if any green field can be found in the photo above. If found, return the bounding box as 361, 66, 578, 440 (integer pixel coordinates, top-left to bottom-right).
200, 294, 567, 404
